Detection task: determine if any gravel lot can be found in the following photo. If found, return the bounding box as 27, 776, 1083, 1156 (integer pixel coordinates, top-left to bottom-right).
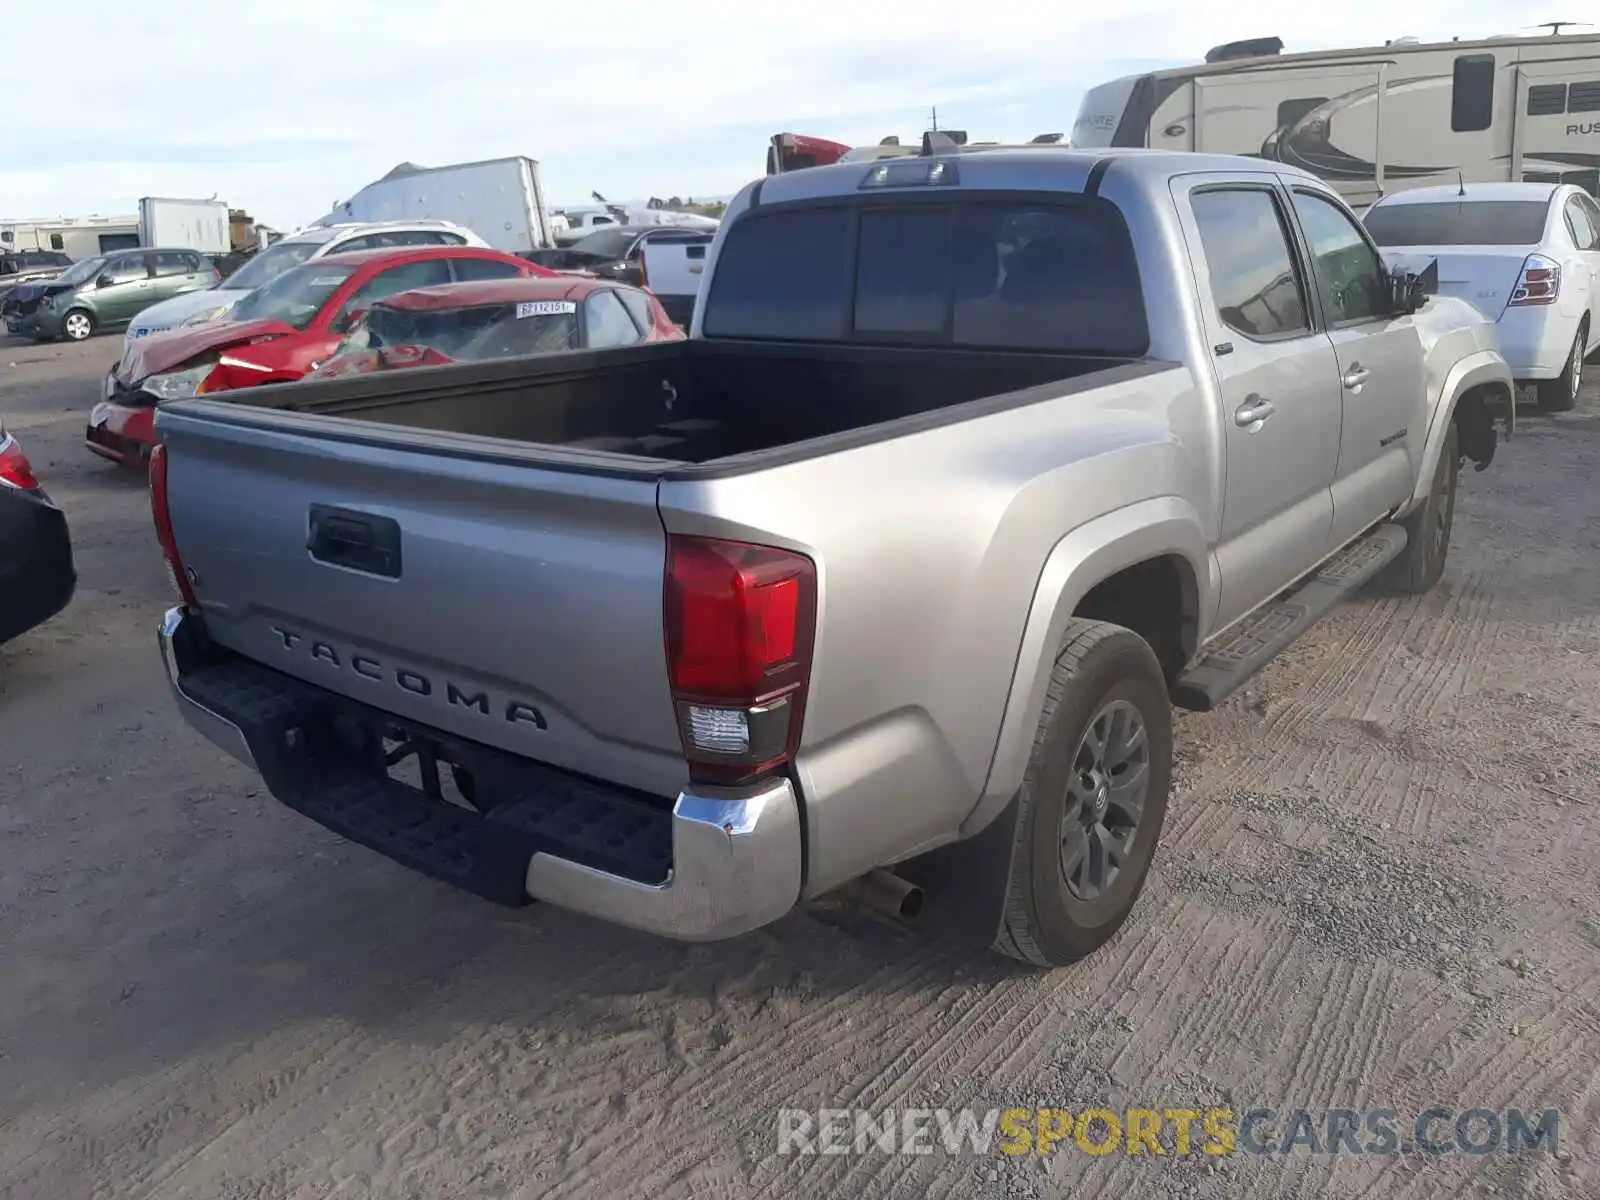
1, 335, 1596, 1200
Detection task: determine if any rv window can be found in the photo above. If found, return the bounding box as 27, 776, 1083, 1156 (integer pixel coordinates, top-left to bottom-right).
1526, 84, 1568, 116
1189, 188, 1309, 340
1570, 81, 1600, 113
1451, 55, 1496, 133
1363, 200, 1550, 247
49, 233, 65, 251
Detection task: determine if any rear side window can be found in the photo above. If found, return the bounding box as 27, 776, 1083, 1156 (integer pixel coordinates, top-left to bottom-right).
1451, 55, 1497, 133
151, 251, 193, 277
451, 256, 524, 282
1363, 200, 1550, 246
617, 287, 654, 331
701, 199, 1148, 354
1189, 189, 1309, 339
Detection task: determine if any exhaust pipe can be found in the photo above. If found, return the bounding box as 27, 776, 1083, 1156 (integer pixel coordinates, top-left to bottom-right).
852, 868, 924, 920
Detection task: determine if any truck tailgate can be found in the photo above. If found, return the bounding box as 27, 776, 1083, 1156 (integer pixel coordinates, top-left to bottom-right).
158, 407, 688, 798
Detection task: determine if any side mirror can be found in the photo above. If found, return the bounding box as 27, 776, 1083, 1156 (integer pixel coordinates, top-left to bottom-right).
1388, 270, 1426, 316
97, 275, 116, 289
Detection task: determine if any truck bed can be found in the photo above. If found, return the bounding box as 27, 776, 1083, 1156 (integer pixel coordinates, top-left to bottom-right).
192, 339, 1136, 466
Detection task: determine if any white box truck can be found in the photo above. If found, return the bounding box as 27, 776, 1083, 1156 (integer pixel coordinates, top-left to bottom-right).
138, 198, 231, 254
315, 157, 555, 254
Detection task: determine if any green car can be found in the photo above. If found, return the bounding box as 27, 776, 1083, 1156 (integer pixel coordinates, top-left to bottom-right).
2, 248, 221, 342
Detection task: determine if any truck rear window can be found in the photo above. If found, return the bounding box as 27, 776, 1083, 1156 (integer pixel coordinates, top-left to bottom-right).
701, 198, 1149, 355
1363, 200, 1550, 247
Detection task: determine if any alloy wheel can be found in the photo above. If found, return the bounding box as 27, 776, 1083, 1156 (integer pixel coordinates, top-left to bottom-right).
1059, 699, 1151, 902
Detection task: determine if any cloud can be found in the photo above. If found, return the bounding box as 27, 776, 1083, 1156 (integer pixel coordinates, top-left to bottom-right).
0, 0, 1564, 228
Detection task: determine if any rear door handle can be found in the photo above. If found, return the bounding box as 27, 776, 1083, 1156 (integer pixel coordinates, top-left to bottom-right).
1234, 396, 1276, 428
1343, 364, 1371, 390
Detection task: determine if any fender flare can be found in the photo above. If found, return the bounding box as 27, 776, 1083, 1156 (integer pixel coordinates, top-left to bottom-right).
958, 496, 1210, 838
1403, 350, 1513, 514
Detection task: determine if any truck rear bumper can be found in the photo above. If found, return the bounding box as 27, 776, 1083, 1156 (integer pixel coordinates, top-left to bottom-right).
158, 606, 802, 941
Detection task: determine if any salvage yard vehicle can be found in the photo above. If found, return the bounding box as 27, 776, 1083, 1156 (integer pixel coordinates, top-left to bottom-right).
151, 145, 1513, 968
1366, 182, 1600, 413
121, 219, 490, 347
527, 224, 713, 324
3, 249, 220, 342
88, 246, 550, 466
0, 248, 74, 302
309, 276, 683, 382
0, 424, 75, 647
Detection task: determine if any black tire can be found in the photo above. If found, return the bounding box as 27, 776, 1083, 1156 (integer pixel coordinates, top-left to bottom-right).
1536, 321, 1585, 413
1386, 420, 1458, 595
60, 308, 95, 343
992, 619, 1173, 968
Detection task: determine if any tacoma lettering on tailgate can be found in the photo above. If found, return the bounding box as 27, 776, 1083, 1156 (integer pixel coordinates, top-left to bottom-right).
269, 625, 548, 729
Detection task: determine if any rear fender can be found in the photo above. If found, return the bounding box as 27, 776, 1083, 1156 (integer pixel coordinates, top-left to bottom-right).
959, 497, 1210, 839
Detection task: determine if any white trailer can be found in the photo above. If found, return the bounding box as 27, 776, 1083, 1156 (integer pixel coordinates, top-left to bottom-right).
137, 197, 231, 253
316, 157, 555, 254
1071, 28, 1600, 209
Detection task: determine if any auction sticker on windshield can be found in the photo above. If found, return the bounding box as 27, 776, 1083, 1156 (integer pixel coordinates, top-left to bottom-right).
517, 301, 577, 318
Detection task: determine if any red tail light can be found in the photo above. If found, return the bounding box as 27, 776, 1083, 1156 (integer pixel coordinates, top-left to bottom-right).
147, 443, 200, 609
1508, 253, 1561, 307
0, 428, 40, 490
664, 535, 817, 784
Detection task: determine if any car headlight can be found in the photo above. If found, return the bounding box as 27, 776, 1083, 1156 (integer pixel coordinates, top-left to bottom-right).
180, 306, 229, 327
140, 364, 214, 402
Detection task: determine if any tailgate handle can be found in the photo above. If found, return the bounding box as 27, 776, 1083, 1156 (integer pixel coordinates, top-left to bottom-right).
307, 505, 402, 579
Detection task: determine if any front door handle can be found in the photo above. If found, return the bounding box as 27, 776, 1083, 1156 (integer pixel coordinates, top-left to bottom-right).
1234, 395, 1276, 428
1343, 363, 1371, 390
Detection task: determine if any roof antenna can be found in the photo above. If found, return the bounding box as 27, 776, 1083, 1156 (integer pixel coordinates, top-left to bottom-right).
1457, 169, 1467, 197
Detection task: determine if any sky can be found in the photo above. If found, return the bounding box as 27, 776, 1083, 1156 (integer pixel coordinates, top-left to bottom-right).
0, 1, 1572, 231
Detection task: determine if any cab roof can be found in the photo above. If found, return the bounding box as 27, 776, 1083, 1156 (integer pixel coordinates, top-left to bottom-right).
748, 145, 1325, 208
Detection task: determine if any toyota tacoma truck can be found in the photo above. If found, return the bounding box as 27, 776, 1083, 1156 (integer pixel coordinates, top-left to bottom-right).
151, 145, 1513, 968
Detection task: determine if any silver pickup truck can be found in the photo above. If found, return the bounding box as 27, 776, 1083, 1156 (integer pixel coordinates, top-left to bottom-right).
152, 146, 1513, 968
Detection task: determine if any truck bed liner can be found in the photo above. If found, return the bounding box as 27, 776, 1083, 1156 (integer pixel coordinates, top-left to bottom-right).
194, 339, 1136, 465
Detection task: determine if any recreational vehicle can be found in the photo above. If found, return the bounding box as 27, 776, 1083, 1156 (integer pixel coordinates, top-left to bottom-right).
1071, 28, 1600, 207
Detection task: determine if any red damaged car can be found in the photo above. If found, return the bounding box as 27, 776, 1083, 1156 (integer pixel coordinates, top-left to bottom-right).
1, 424, 75, 647
86, 245, 550, 465
307, 275, 684, 381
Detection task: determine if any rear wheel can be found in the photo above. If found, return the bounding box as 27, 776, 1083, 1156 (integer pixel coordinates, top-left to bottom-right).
1537, 321, 1585, 414
61, 309, 95, 342
992, 619, 1173, 968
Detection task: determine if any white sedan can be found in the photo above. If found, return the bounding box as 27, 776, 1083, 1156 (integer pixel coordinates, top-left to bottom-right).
1365, 182, 1600, 413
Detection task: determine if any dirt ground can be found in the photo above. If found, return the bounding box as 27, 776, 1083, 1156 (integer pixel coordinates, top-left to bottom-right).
0, 335, 1595, 1200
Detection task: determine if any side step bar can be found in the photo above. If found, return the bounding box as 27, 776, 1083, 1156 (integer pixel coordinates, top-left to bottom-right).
1172, 523, 1408, 712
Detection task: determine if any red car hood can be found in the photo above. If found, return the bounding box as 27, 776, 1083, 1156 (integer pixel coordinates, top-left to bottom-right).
118, 318, 299, 384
